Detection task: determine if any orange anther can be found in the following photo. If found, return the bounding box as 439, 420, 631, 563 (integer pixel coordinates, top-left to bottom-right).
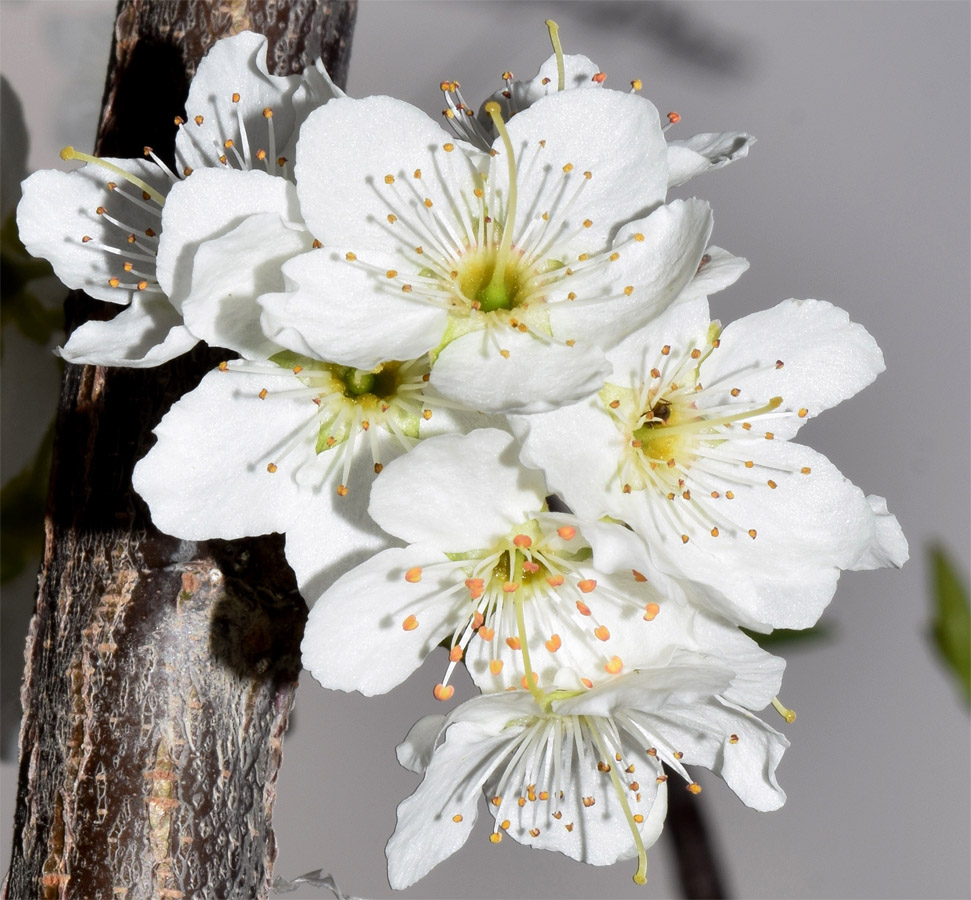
449, 646, 463, 662
489, 659, 504, 675
502, 581, 519, 593
522, 560, 540, 574
520, 673, 538, 690
402, 615, 419, 631
632, 569, 647, 582
748, 529, 758, 540
336, 485, 348, 497
576, 601, 591, 616
545, 634, 562, 653
729, 734, 740, 744
489, 833, 502, 844
472, 610, 485, 629
405, 566, 422, 583
505, 636, 521, 650
594, 625, 610, 642
643, 603, 660, 621
546, 574, 565, 587
513, 534, 532, 548
578, 579, 597, 593
477, 626, 495, 641
556, 525, 577, 540
667, 111, 681, 124
592, 72, 607, 84
581, 678, 593, 689
433, 683, 455, 701
582, 796, 596, 807
452, 814, 463, 823
687, 783, 702, 794
266, 463, 277, 473
466, 578, 485, 599
605, 656, 623, 674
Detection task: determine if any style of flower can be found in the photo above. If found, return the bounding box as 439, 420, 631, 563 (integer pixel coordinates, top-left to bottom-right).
518, 296, 909, 631
301, 427, 784, 701
386, 654, 788, 889
16, 31, 341, 367
258, 82, 720, 414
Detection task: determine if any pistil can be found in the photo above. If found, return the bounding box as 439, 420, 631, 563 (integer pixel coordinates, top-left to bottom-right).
60, 146, 166, 206
545, 19, 566, 92
481, 102, 520, 312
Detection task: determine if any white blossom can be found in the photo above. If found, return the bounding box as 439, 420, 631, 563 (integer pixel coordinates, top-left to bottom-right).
518, 296, 909, 630
387, 654, 787, 889
301, 428, 784, 702
258, 84, 723, 413
16, 31, 341, 367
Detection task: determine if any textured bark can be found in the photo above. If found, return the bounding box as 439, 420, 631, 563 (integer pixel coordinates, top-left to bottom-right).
3, 3, 356, 899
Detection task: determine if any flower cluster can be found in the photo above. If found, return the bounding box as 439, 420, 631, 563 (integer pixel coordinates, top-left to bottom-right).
18, 25, 907, 890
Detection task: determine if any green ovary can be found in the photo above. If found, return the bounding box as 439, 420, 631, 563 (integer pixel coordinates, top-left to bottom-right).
458, 246, 528, 313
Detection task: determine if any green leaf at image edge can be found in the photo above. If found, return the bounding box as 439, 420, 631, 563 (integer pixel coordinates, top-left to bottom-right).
929, 545, 971, 705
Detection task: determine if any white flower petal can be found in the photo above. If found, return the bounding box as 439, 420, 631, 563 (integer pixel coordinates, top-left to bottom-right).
499, 89, 669, 252
281, 447, 394, 600
667, 132, 755, 189
396, 714, 446, 775
180, 212, 313, 356
175, 31, 304, 173
604, 294, 712, 380
622, 440, 890, 630
18, 161, 168, 304
518, 394, 622, 521
301, 546, 464, 696
430, 328, 610, 414
369, 429, 545, 550
638, 695, 788, 811
701, 298, 886, 437
482, 53, 603, 130
387, 718, 523, 891
57, 293, 197, 367
132, 363, 318, 540
156, 167, 302, 304
675, 245, 750, 306
548, 199, 713, 346
259, 247, 447, 367
850, 494, 909, 570
295, 95, 476, 252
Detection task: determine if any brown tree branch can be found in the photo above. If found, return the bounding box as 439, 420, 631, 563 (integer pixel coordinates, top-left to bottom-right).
3, 3, 356, 898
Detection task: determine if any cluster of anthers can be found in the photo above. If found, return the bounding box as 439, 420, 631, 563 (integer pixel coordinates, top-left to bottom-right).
602, 323, 807, 544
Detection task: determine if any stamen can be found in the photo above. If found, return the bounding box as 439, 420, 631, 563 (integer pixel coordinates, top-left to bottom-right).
60, 146, 166, 206
545, 19, 566, 92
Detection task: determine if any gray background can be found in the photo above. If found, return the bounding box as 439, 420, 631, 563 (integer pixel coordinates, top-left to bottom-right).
2, 2, 969, 898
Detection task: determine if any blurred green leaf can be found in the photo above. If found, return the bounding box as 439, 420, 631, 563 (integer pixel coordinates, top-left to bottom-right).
929, 545, 971, 705
0, 423, 54, 584
743, 624, 832, 649
1, 211, 62, 348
